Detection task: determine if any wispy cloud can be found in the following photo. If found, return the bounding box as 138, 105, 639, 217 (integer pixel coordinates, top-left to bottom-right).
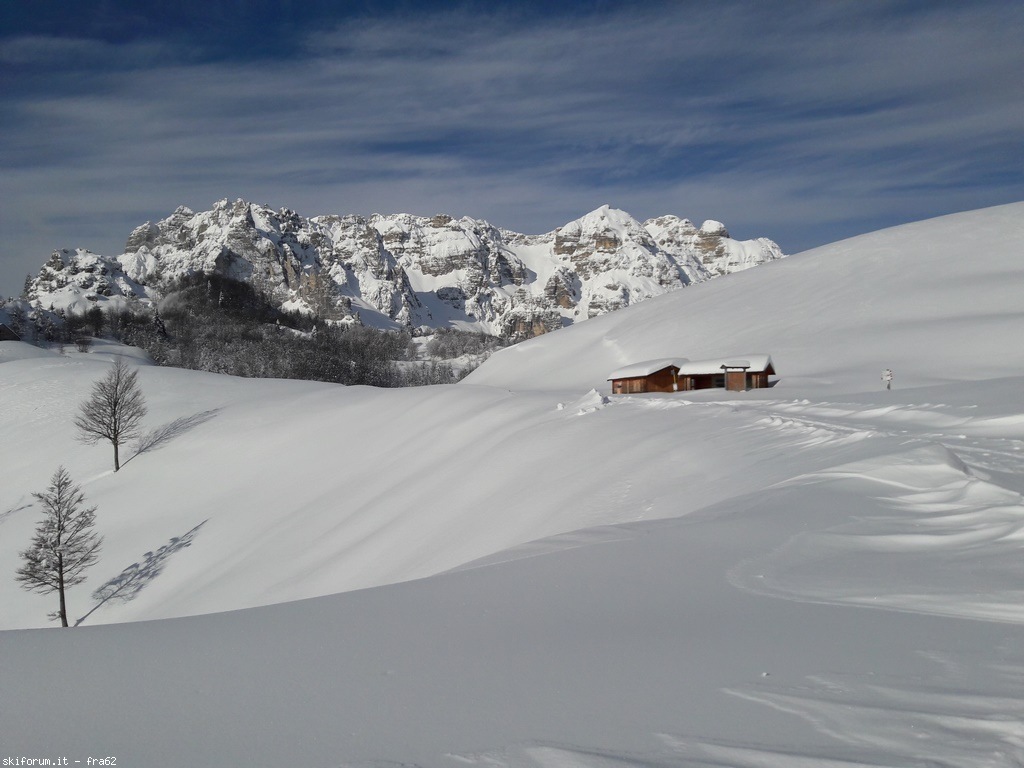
1, 1, 1022, 295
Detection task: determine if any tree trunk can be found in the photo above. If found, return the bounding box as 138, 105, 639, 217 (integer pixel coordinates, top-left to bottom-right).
57, 554, 68, 628
113, 440, 120, 472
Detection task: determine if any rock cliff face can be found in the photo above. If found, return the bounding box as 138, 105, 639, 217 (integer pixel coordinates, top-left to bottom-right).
24, 199, 785, 341
645, 215, 784, 277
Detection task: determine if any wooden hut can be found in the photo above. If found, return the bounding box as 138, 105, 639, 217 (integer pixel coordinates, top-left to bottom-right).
609, 354, 775, 394
0, 323, 21, 342
607, 358, 687, 394
676, 354, 775, 392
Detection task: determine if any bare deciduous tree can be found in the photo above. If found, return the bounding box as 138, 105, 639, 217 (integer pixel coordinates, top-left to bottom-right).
74, 357, 148, 471
16, 466, 103, 627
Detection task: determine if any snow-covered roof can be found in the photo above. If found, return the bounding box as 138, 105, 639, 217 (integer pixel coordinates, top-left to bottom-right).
607, 358, 687, 380
608, 354, 775, 380
676, 354, 774, 376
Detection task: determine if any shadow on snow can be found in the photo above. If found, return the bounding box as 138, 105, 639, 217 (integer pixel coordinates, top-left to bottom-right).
125, 408, 221, 466
77, 520, 208, 626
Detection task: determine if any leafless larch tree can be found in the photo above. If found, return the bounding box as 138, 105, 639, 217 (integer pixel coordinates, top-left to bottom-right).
74, 356, 148, 471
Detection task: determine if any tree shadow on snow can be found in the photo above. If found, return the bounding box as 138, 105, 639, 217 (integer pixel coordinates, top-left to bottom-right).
125, 408, 221, 465
76, 520, 207, 626
0, 500, 33, 527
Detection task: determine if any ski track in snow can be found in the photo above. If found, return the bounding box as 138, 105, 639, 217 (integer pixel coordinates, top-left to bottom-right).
430, 397, 1024, 768
715, 397, 1024, 627
568, 392, 1024, 626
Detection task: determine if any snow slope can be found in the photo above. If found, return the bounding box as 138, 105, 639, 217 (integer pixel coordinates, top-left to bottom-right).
468, 201, 1024, 392
2, 202, 1024, 767
0, 351, 824, 626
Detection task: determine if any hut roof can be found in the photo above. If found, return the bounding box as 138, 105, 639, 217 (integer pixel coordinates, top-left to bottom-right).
676, 354, 774, 376
607, 358, 687, 380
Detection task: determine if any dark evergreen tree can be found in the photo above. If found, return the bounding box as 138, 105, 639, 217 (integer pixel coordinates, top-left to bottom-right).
86, 305, 105, 336
29, 273, 472, 388
9, 305, 26, 335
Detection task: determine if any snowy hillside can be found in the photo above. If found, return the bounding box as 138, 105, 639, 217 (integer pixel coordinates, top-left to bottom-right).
469, 201, 1024, 391
18, 199, 784, 341
2, 202, 1024, 767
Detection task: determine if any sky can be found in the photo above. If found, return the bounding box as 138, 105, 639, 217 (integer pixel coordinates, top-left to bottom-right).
1, 0, 1022, 298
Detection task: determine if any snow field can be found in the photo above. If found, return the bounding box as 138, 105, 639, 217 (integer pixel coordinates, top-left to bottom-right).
2, 355, 890, 628
2, 202, 1024, 766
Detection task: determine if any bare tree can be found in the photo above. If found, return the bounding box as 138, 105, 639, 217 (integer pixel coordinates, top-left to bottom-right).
16, 467, 103, 627
75, 357, 148, 471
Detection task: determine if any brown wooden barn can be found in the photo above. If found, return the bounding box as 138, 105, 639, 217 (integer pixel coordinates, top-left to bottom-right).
0, 323, 21, 342
609, 355, 775, 394
607, 358, 686, 394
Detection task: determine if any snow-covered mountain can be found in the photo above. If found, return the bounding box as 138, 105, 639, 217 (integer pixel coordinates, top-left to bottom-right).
21, 199, 784, 340
468, 201, 1024, 392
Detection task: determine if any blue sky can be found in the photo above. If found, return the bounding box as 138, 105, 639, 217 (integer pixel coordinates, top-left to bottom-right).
1, 0, 1022, 297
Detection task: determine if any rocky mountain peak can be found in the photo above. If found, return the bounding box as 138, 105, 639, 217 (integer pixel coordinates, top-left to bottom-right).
699, 219, 729, 237
19, 200, 786, 342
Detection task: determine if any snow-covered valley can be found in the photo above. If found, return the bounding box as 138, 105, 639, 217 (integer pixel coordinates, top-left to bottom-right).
2, 202, 1024, 766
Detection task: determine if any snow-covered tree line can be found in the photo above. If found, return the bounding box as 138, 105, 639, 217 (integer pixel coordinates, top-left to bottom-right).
5, 274, 506, 386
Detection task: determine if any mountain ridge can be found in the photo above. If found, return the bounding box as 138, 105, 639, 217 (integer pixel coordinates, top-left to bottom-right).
19, 199, 785, 341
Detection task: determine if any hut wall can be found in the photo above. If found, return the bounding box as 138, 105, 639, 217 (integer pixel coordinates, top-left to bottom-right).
612, 377, 647, 394
645, 368, 679, 393
611, 367, 680, 394
725, 370, 747, 391
685, 374, 724, 390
